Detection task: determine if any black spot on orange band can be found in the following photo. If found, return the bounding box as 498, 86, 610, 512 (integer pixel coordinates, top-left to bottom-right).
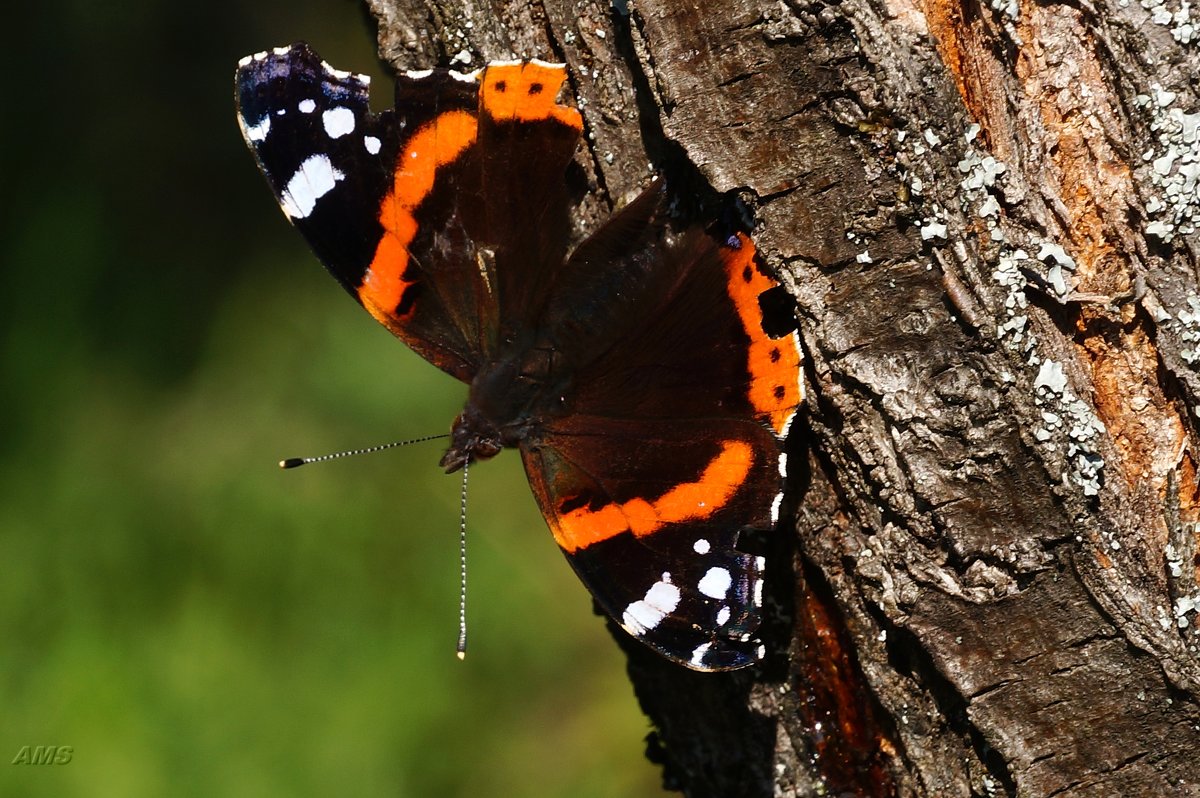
480, 62, 582, 129
720, 233, 803, 437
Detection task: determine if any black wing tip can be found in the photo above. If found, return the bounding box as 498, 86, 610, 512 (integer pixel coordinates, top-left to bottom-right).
235, 42, 371, 102
237, 42, 327, 68
235, 43, 317, 85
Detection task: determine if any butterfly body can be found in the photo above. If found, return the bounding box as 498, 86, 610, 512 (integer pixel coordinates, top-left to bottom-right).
236, 43, 802, 671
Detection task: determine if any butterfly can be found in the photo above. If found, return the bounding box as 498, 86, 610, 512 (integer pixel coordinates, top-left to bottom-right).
235, 43, 802, 670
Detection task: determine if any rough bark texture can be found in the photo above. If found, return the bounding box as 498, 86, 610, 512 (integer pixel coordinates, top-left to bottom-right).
367, 0, 1200, 795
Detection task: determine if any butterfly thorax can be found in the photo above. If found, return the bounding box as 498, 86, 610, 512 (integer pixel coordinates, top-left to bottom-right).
438, 343, 568, 473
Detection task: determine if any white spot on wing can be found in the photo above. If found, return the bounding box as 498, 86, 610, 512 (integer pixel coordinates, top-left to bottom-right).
242, 115, 270, 143
529, 58, 566, 69
690, 642, 713, 667
778, 453, 788, 477
716, 606, 731, 626
693, 538, 711, 554
280, 154, 344, 220
450, 69, 481, 82
698, 567, 732, 599
298, 99, 316, 114
364, 135, 381, 155
405, 68, 434, 80
322, 107, 355, 139
621, 575, 680, 635
770, 492, 783, 524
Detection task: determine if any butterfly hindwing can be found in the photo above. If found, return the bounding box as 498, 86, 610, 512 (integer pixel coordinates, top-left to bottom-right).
522, 417, 780, 669
517, 189, 802, 669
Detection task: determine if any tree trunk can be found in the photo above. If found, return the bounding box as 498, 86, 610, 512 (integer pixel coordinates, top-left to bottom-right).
368, 0, 1200, 794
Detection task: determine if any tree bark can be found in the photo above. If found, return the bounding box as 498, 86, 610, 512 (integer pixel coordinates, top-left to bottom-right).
367, 0, 1200, 794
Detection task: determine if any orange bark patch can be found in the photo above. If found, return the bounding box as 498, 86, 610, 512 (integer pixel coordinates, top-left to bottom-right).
1080, 319, 1185, 495
1012, 6, 1183, 499
1178, 452, 1200, 588
1178, 451, 1200, 526
917, 0, 1014, 153
1015, 7, 1134, 297
552, 440, 754, 553
922, 0, 1193, 568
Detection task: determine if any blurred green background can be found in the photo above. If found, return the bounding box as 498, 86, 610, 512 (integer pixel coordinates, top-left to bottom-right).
1, 1, 667, 795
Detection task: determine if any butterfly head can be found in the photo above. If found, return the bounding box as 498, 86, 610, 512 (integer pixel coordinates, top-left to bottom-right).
439, 407, 504, 473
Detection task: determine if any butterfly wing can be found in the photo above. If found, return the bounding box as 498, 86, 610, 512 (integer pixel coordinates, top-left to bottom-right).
235, 43, 583, 380
522, 418, 781, 670
521, 190, 803, 670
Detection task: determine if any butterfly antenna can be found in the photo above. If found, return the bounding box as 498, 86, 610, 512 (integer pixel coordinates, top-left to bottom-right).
279, 434, 449, 469
456, 460, 469, 660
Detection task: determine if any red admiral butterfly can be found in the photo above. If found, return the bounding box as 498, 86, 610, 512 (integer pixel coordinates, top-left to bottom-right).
235, 43, 802, 670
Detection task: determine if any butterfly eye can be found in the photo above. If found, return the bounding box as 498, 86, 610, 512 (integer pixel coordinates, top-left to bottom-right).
474, 440, 502, 460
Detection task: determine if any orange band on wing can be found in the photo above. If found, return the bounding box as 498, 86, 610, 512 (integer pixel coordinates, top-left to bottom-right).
359, 110, 479, 325
551, 440, 753, 553
480, 62, 583, 129
721, 234, 803, 436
